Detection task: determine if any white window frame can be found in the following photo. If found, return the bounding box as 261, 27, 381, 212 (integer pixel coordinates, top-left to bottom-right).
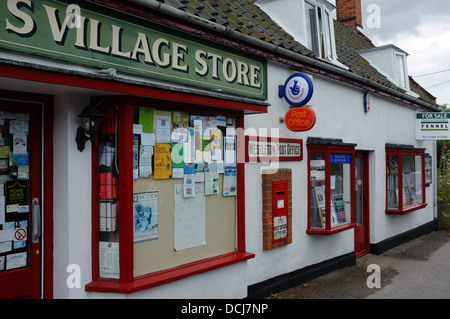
394, 52, 408, 89
303, 0, 336, 61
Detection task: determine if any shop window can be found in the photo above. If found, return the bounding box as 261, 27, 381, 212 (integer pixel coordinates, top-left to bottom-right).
87, 98, 253, 293
132, 106, 239, 277
307, 139, 356, 234
386, 146, 427, 214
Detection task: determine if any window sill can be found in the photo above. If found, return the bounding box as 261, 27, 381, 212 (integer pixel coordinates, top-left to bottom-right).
385, 203, 428, 215
85, 251, 255, 294
306, 223, 356, 235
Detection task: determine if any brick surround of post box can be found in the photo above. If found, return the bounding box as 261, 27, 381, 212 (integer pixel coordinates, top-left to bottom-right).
262, 169, 292, 250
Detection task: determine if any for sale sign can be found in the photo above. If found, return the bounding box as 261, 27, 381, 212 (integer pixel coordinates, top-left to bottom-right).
415, 113, 450, 140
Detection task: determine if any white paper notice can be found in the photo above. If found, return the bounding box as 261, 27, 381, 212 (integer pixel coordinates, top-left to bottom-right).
205, 172, 219, 195
141, 133, 155, 146
6, 252, 27, 270
156, 114, 171, 143
9, 120, 29, 134
174, 184, 206, 251
99, 241, 120, 279
0, 196, 5, 224
172, 167, 184, 179
224, 136, 236, 166
0, 228, 14, 242
183, 174, 195, 198
216, 160, 224, 174
223, 168, 237, 196
0, 241, 11, 254
139, 145, 153, 178
216, 115, 226, 127
13, 134, 27, 154
193, 120, 203, 162
133, 124, 143, 135
210, 128, 222, 161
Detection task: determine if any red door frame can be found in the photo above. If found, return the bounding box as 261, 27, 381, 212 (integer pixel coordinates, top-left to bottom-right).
354, 151, 370, 258
0, 90, 54, 298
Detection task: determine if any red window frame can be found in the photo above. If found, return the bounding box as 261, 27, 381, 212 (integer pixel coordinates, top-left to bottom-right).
0, 63, 261, 295
306, 144, 356, 235
85, 95, 256, 294
385, 147, 427, 215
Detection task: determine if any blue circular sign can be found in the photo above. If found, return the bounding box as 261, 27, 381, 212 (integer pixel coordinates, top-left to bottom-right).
281, 73, 314, 107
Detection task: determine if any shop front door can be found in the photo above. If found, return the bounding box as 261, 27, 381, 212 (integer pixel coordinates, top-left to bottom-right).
0, 99, 42, 299
354, 151, 370, 257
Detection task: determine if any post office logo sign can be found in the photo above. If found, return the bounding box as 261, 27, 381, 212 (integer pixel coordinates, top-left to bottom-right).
279, 73, 314, 107
284, 107, 316, 132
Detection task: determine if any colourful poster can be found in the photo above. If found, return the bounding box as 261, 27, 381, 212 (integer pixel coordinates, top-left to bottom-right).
139, 107, 154, 133
133, 191, 159, 243
153, 144, 172, 179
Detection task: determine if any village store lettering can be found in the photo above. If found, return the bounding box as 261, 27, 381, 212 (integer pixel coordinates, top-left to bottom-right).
1, 0, 266, 99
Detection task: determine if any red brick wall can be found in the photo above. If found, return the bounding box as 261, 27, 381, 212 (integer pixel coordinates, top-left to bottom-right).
262, 169, 292, 250
336, 0, 362, 28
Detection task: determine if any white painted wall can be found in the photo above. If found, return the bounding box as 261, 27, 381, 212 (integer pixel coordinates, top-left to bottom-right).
53, 93, 93, 299
87, 262, 248, 299
244, 61, 436, 286
41, 58, 437, 298
0, 0, 437, 297
256, 0, 308, 47
3, 60, 435, 299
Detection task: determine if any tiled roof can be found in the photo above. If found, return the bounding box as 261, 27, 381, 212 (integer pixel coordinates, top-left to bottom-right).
333, 21, 402, 91
164, 0, 437, 106
409, 76, 438, 105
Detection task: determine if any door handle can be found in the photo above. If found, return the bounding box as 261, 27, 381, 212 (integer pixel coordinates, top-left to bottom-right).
32, 197, 41, 243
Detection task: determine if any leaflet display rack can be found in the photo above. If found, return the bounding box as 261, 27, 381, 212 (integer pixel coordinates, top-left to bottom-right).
97, 106, 120, 279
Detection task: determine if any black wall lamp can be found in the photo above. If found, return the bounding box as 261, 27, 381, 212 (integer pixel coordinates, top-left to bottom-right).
76, 104, 104, 152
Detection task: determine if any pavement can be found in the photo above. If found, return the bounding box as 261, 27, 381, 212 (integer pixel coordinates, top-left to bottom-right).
272, 230, 450, 299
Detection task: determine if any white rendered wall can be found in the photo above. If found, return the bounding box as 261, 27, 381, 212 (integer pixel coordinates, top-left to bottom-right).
87, 262, 248, 299
12, 60, 436, 298
244, 61, 436, 286
9, 61, 435, 298
53, 93, 93, 299
256, 0, 307, 46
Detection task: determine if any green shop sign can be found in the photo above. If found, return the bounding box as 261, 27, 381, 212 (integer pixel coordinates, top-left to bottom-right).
0, 0, 267, 99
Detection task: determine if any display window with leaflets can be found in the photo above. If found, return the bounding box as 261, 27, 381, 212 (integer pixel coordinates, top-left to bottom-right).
306, 139, 356, 235
386, 145, 427, 214
86, 95, 255, 293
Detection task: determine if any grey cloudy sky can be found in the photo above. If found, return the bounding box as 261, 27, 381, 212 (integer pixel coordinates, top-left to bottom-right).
358, 0, 450, 106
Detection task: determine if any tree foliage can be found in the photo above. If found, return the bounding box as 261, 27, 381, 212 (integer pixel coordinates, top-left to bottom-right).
437, 146, 450, 202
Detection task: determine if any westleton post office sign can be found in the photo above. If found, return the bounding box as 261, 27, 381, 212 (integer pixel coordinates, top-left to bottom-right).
245, 136, 303, 162
0, 0, 267, 100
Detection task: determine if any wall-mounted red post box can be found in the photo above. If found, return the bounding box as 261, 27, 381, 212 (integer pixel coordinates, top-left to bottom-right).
272, 181, 288, 242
